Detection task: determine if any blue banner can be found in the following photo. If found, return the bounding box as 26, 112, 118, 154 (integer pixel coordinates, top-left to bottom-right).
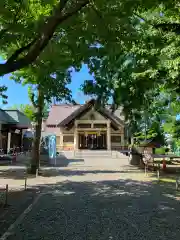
48, 135, 56, 159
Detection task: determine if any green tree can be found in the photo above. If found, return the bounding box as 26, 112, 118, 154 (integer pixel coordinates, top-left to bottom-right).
12, 59, 73, 173
81, 3, 180, 138
128, 5, 180, 96
0, 86, 8, 104
1, 0, 176, 77
134, 121, 165, 145
2, 0, 180, 170
0, 0, 90, 75
172, 120, 180, 140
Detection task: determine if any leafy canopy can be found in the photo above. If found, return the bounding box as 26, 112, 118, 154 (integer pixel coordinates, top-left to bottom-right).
82, 1, 180, 119
0, 0, 176, 76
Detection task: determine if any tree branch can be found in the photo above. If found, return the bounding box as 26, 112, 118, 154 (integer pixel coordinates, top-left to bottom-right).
0, 28, 9, 39
154, 23, 180, 34
133, 13, 147, 23
133, 13, 156, 29
58, 0, 69, 12
134, 12, 180, 35
6, 38, 37, 64
90, 1, 103, 20
30, 93, 38, 108
0, 0, 89, 76
60, 0, 90, 23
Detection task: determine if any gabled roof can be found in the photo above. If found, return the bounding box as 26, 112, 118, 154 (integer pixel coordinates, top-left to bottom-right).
0, 109, 31, 128
58, 99, 124, 130
58, 99, 95, 127
46, 104, 80, 126
5, 110, 31, 127
0, 109, 17, 124
139, 138, 162, 147
100, 107, 124, 127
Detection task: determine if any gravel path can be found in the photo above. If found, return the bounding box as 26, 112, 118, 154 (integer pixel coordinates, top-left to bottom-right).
0, 189, 37, 238
5, 179, 180, 240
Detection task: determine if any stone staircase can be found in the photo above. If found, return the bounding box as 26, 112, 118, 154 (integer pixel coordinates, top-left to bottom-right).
40, 150, 130, 167
60, 150, 129, 160
75, 150, 113, 158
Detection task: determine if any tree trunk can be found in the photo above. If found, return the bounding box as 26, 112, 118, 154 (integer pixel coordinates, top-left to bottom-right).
129, 153, 145, 167
129, 153, 140, 165
129, 146, 145, 167
30, 87, 44, 174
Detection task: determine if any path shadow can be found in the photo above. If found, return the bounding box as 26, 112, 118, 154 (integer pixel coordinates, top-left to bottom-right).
41, 167, 141, 177
0, 186, 39, 237
0, 167, 139, 180
0, 156, 85, 180
3, 178, 180, 239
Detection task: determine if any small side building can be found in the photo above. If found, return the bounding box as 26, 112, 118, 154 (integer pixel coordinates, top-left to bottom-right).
0, 109, 31, 153
138, 139, 162, 155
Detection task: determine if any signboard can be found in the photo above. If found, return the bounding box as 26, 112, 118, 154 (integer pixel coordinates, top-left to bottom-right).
86, 132, 97, 135
15, 129, 20, 134
85, 131, 101, 136
48, 135, 56, 159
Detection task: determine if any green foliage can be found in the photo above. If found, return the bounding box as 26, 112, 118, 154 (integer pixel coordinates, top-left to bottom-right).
159, 97, 180, 149
1, 0, 179, 146
9, 19, 79, 172
81, 2, 180, 146
0, 0, 178, 76
130, 6, 180, 95
134, 129, 157, 142
10, 30, 77, 107
134, 120, 165, 145
172, 120, 180, 140
12, 67, 72, 108
155, 148, 166, 155
2, 0, 180, 172
0, 0, 136, 75
0, 85, 8, 104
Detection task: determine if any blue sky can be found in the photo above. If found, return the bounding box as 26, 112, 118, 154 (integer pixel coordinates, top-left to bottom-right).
0, 64, 94, 108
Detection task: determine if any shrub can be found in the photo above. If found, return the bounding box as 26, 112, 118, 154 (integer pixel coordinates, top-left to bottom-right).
155, 148, 166, 154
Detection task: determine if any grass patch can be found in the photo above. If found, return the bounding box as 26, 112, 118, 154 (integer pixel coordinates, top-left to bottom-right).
155, 147, 167, 155
159, 178, 176, 183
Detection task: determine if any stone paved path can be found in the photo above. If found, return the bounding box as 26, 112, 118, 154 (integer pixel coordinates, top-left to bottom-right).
1, 155, 180, 240
5, 176, 180, 240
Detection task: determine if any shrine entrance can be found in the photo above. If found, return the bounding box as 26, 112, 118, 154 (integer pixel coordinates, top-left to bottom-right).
78, 132, 107, 150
